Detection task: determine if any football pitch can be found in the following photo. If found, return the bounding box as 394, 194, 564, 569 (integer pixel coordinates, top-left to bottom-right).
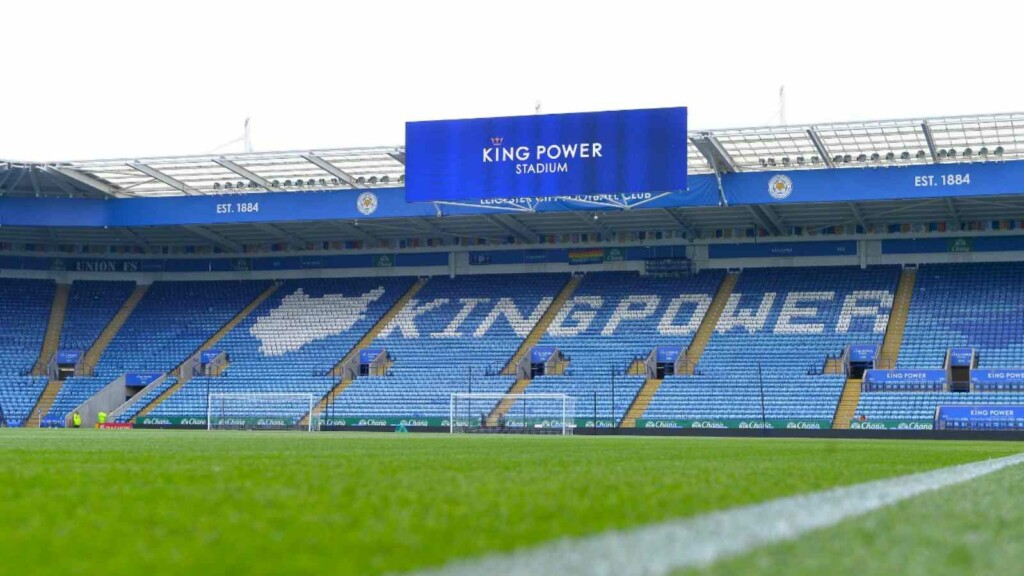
2, 430, 1023, 575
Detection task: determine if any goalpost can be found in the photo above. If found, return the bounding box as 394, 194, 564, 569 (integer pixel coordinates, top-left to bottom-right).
207, 393, 318, 431
449, 393, 575, 435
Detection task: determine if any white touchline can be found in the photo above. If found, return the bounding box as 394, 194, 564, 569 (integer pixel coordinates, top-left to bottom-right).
408, 452, 1024, 576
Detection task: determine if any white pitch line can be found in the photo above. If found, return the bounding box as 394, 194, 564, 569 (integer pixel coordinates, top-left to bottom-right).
409, 452, 1024, 576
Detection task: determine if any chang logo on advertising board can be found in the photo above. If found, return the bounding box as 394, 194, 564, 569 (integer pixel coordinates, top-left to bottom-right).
897, 422, 933, 430
357, 419, 388, 427
688, 421, 726, 429
643, 420, 681, 429
849, 421, 887, 430
143, 417, 172, 426
786, 421, 822, 429
738, 421, 774, 429
483, 136, 603, 175
356, 191, 378, 215
768, 174, 793, 200
399, 419, 429, 427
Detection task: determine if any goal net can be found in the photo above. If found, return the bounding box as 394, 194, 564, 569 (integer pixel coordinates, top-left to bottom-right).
449, 393, 575, 435
207, 393, 318, 431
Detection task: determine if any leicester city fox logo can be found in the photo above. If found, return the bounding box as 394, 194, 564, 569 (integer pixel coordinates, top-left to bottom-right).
356, 191, 378, 215
768, 174, 793, 200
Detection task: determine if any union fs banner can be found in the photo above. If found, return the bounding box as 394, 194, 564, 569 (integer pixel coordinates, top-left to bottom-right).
404, 107, 688, 202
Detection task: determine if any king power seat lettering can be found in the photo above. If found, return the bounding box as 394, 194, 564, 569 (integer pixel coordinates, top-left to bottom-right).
373, 291, 893, 339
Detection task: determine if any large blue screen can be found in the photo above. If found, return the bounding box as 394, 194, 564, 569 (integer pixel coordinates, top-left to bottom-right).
405, 107, 688, 202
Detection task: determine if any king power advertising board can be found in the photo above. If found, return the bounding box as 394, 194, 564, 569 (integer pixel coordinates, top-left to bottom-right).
404, 107, 688, 202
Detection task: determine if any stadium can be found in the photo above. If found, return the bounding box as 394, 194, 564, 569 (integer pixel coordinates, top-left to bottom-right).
5, 4, 1024, 569
4, 110, 1024, 435
2, 107, 1024, 573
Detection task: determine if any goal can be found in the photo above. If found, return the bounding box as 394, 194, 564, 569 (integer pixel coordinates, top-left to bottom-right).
207, 393, 318, 431
449, 393, 575, 435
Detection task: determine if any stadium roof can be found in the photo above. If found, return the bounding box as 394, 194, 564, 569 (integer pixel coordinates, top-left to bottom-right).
4, 111, 1024, 252
3, 193, 1024, 253
2, 112, 1024, 199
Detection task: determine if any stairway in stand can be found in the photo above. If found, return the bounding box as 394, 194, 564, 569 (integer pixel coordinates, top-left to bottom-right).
678, 272, 739, 375
832, 379, 863, 429
300, 277, 429, 428
619, 272, 740, 428
32, 283, 69, 376
24, 380, 64, 428
78, 283, 150, 376
877, 267, 917, 369
25, 284, 70, 428
619, 378, 663, 428
832, 267, 916, 429
823, 357, 845, 374
487, 275, 583, 425
132, 281, 281, 421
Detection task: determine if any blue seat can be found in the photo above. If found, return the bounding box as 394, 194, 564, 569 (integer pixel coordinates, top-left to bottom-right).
646, 266, 899, 422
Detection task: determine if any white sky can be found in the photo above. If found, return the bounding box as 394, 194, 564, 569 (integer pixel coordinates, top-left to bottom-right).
1, 0, 1020, 161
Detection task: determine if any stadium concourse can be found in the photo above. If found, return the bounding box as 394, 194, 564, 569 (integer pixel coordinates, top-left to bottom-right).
5, 112, 1024, 433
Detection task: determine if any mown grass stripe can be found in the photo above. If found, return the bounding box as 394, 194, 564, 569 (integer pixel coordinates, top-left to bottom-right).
411, 452, 1024, 576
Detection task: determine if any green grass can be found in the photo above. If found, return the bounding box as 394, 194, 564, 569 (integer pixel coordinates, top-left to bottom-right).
1, 430, 1020, 575
687, 449, 1024, 576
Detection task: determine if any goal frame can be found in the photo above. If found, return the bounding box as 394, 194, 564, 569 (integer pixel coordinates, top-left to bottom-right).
206, 392, 317, 432
449, 392, 575, 436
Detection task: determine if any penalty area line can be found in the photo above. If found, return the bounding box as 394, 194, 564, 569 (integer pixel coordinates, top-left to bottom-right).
407, 452, 1024, 576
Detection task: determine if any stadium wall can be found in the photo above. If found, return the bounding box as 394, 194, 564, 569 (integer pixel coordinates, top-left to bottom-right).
4, 234, 1024, 281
